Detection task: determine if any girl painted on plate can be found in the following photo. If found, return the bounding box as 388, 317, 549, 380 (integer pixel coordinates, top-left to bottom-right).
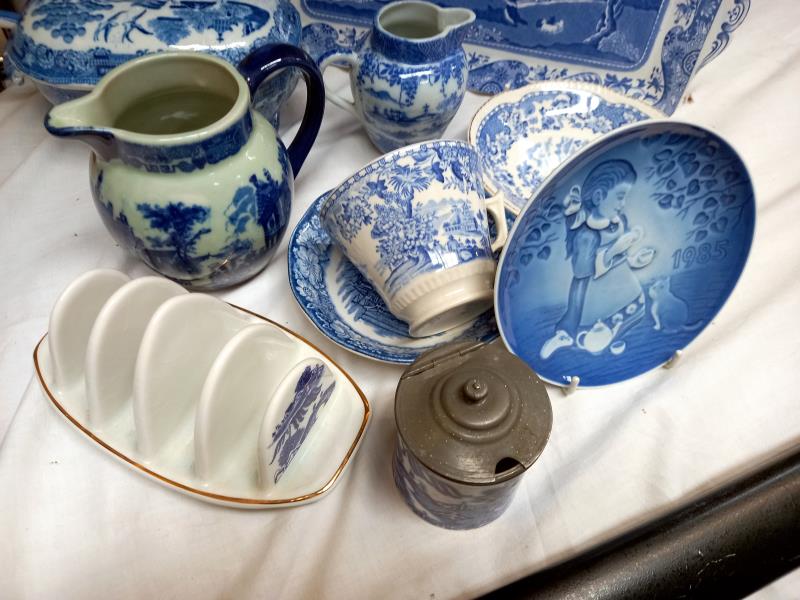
541, 159, 655, 359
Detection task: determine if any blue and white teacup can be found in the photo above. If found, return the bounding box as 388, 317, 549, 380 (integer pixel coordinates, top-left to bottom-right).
320, 140, 508, 337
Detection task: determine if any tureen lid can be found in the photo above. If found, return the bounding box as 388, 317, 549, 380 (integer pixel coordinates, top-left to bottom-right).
394, 338, 552, 485
6, 0, 300, 87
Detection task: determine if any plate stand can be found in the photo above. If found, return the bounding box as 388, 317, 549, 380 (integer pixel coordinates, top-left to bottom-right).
563, 376, 580, 396
561, 349, 684, 395
663, 349, 684, 370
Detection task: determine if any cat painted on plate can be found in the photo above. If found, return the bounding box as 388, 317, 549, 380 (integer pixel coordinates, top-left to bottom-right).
648, 277, 704, 333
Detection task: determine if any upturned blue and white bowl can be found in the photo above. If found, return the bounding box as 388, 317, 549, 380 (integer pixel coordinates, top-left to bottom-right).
320, 139, 508, 337
469, 81, 660, 214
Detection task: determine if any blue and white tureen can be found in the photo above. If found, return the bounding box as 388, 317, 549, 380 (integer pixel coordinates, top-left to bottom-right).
2, 0, 301, 121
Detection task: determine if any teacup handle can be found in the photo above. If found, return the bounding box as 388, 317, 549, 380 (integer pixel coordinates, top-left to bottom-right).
238, 44, 325, 176
485, 193, 509, 253
576, 330, 587, 348
319, 52, 361, 119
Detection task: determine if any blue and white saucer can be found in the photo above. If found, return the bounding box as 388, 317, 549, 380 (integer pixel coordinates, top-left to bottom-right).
289, 193, 503, 364
469, 81, 661, 214
495, 121, 755, 388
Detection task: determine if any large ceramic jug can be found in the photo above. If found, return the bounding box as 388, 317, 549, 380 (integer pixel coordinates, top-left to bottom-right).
319, 0, 474, 152
45, 44, 324, 290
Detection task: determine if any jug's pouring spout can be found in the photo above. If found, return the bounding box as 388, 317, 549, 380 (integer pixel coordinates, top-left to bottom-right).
45, 95, 117, 160
439, 6, 475, 43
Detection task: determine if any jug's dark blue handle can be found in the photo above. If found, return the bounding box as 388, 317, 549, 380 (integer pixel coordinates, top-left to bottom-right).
238, 44, 325, 176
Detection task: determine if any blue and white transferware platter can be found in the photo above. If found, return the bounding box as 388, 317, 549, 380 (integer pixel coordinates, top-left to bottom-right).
495, 120, 754, 387
288, 193, 502, 364
297, 0, 751, 115
469, 81, 660, 215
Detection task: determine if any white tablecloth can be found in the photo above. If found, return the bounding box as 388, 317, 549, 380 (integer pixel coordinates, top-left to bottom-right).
2, 3, 799, 598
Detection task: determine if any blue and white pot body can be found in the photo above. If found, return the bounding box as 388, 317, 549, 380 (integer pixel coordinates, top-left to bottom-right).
45, 46, 324, 290
3, 0, 301, 125
87, 113, 294, 290
393, 436, 523, 530
320, 1, 475, 152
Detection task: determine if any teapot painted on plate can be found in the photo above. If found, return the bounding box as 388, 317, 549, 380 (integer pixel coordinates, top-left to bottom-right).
319, 0, 474, 152
45, 44, 324, 290
575, 319, 622, 354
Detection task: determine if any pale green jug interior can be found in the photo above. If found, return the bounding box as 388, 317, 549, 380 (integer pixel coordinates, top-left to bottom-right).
378, 2, 474, 39
48, 54, 245, 139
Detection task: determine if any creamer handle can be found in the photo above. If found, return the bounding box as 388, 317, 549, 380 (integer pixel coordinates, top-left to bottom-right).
238, 44, 325, 176
319, 52, 361, 118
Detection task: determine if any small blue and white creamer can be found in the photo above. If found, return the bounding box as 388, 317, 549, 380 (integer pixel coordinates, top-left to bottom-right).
318, 0, 475, 152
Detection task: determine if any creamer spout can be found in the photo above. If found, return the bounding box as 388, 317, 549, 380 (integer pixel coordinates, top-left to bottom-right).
439, 6, 476, 41
45, 93, 116, 159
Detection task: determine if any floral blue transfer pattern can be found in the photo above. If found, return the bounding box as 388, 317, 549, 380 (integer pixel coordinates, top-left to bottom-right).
698, 0, 749, 69
30, 0, 111, 43
322, 142, 492, 298
303, 0, 670, 68
354, 47, 467, 150
336, 259, 408, 338
314, 4, 472, 153
466, 0, 725, 114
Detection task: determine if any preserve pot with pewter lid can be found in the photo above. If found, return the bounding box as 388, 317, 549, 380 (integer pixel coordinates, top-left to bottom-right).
392, 338, 553, 529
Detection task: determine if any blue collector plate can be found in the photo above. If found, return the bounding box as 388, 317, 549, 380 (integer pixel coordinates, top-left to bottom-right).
469, 81, 660, 214
495, 121, 755, 387
289, 193, 504, 364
